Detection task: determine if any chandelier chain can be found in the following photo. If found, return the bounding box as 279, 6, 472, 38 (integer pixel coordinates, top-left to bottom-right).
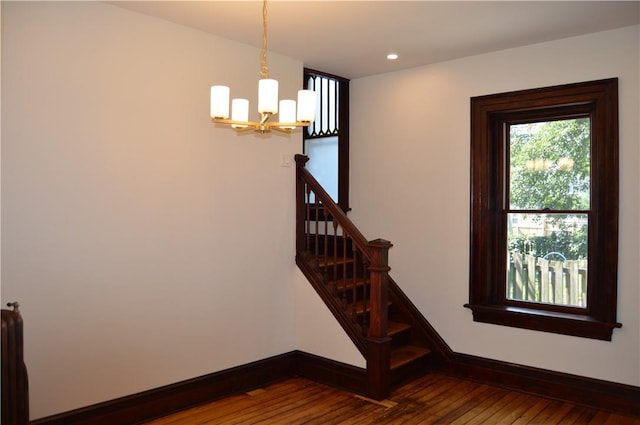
260, 0, 269, 79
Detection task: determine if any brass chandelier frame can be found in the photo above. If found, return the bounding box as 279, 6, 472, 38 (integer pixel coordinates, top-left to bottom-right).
211, 0, 314, 134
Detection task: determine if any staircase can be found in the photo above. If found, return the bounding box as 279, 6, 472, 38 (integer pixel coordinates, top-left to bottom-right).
295, 154, 448, 400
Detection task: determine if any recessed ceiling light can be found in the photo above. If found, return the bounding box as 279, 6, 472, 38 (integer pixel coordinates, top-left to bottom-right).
387, 53, 398, 60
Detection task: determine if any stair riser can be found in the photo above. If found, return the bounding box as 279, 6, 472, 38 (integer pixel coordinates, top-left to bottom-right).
390, 356, 432, 387
390, 331, 412, 350
319, 265, 363, 282
331, 284, 370, 304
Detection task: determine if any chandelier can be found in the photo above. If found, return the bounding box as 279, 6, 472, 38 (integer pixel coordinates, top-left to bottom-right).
210, 0, 316, 134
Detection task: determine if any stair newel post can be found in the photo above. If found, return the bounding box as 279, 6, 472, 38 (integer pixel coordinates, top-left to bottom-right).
367, 238, 393, 400
295, 154, 310, 256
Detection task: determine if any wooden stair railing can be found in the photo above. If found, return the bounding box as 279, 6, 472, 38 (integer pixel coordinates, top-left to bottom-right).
295, 154, 447, 400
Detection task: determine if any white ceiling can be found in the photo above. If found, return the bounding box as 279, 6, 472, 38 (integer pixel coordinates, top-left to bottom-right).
109, 1, 640, 79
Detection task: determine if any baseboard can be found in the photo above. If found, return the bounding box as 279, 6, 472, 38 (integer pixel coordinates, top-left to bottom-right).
30, 351, 366, 425
446, 352, 640, 417
30, 352, 296, 425
30, 349, 639, 424
294, 351, 367, 396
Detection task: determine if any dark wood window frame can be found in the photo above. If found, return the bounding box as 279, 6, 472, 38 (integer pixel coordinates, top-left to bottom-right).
303, 68, 350, 213
465, 78, 621, 341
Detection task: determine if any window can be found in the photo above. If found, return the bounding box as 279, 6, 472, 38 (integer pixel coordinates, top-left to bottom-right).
303, 68, 350, 212
507, 118, 590, 308
465, 78, 621, 341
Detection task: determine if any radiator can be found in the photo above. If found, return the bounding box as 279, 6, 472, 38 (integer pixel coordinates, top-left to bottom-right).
1, 302, 29, 425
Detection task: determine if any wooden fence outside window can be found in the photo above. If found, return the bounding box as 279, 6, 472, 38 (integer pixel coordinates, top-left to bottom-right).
507, 252, 588, 307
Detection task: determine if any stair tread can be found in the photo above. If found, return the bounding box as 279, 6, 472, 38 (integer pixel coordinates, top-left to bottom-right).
390, 345, 431, 370
316, 256, 356, 267
388, 321, 412, 336
329, 277, 367, 290
346, 300, 392, 315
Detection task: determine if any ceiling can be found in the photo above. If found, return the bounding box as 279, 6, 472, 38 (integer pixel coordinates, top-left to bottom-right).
109, 1, 640, 79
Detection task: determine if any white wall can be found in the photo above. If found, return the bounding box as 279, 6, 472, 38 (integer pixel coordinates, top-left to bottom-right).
2, 2, 638, 420
349, 26, 640, 386
1, 2, 309, 419
294, 268, 365, 367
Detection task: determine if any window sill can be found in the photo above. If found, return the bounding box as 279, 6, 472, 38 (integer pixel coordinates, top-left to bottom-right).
464, 304, 621, 341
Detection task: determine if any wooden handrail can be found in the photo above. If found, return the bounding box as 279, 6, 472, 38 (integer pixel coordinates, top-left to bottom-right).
295, 155, 370, 260
295, 154, 392, 399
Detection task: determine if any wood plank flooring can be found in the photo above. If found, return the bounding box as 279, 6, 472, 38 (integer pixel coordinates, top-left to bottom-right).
144, 373, 640, 424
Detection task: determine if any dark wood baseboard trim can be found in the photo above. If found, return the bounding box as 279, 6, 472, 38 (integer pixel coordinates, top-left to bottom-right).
30, 352, 296, 425
294, 351, 367, 396
30, 349, 639, 424
30, 351, 366, 425
446, 353, 640, 417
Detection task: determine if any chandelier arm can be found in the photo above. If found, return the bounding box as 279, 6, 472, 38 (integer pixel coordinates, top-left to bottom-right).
233, 126, 257, 133
212, 117, 311, 134
211, 118, 254, 127
269, 127, 293, 134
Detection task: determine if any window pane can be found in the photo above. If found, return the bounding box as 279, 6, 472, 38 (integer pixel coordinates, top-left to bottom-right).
509, 118, 590, 210
507, 213, 588, 307
306, 136, 339, 202
306, 75, 338, 138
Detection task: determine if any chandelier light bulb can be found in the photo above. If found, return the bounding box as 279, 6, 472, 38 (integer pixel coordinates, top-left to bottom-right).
258, 78, 279, 114
279, 100, 297, 130
210, 85, 230, 119
231, 98, 249, 129
297, 90, 316, 122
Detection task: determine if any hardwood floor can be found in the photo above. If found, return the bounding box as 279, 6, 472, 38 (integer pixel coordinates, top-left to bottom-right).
144, 373, 640, 424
